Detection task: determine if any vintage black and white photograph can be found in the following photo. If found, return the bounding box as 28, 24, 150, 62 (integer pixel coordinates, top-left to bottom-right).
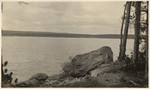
1, 1, 149, 87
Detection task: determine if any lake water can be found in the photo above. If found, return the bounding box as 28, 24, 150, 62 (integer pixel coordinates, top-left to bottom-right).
2, 37, 134, 82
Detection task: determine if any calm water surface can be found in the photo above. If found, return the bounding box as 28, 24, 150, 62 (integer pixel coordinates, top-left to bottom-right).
2, 37, 134, 81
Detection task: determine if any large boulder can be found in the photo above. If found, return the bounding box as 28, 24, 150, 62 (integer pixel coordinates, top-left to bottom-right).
62, 46, 113, 77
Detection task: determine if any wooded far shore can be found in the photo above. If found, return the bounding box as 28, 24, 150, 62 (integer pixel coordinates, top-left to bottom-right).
2, 30, 140, 39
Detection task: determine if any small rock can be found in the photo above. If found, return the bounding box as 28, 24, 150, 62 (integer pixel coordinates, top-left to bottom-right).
29, 73, 48, 81
16, 79, 42, 87
16, 73, 48, 87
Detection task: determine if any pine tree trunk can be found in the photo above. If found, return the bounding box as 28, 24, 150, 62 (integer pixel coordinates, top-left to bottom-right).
145, 1, 148, 79
119, 3, 127, 60
133, 2, 141, 66
119, 2, 131, 60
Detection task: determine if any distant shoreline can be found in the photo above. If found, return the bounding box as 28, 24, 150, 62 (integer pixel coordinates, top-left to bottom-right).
2, 30, 145, 39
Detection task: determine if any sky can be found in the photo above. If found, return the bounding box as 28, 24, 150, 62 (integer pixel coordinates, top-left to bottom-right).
2, 2, 134, 34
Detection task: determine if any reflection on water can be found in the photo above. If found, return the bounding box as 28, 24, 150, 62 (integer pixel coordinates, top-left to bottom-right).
2, 37, 134, 81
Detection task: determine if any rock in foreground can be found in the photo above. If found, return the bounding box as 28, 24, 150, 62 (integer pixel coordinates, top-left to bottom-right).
14, 46, 147, 87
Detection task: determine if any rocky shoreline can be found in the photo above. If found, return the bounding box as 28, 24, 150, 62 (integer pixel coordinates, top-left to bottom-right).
3, 46, 148, 87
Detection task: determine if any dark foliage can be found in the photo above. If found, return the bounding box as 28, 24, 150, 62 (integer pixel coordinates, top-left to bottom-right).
1, 61, 18, 87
